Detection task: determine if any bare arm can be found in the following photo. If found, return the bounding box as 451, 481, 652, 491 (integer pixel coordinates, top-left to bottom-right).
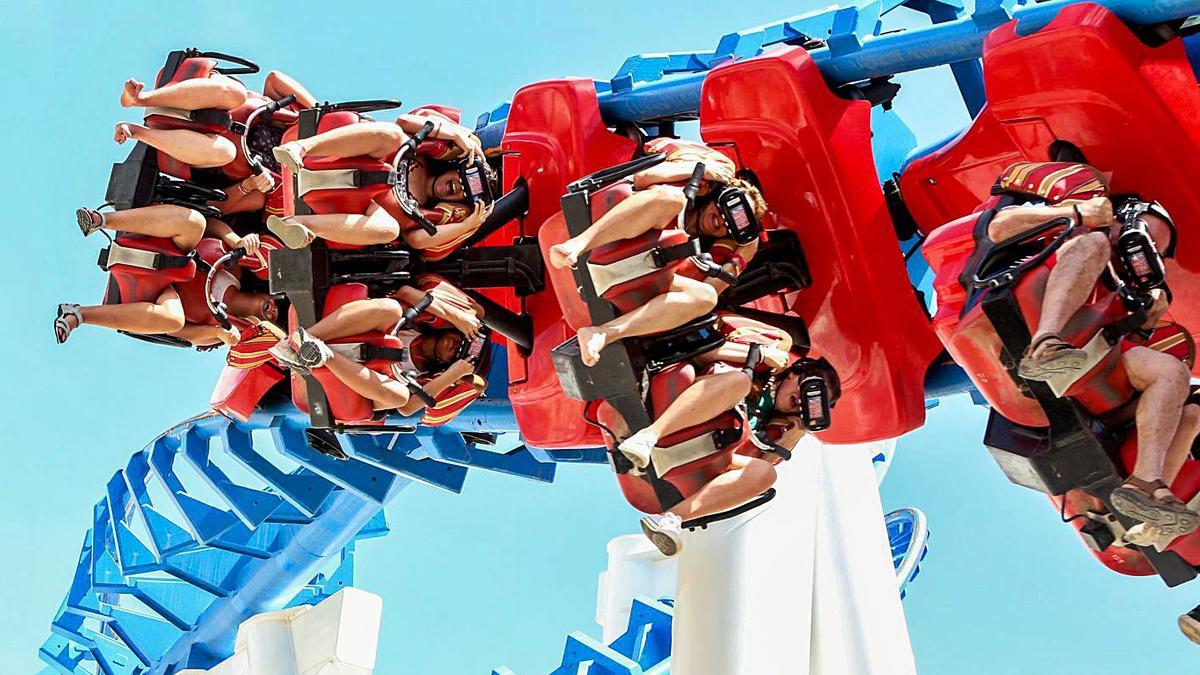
987, 196, 1113, 242
396, 360, 474, 416
169, 323, 232, 347
262, 70, 318, 109
704, 238, 758, 295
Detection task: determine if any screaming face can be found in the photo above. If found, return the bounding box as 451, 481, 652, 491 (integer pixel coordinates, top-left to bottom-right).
433, 171, 466, 202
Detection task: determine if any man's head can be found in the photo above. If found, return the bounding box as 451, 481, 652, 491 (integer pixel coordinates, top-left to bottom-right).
772, 357, 840, 431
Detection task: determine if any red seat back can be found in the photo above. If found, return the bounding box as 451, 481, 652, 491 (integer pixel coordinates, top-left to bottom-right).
103, 234, 196, 306
698, 46, 941, 443
289, 283, 400, 425
901, 3, 1200, 361
602, 362, 745, 514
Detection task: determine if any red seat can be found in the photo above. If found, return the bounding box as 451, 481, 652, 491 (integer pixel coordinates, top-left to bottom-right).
498, 78, 639, 450
600, 362, 747, 514
899, 3, 1200, 349
539, 181, 693, 329
289, 283, 401, 426
697, 45, 941, 443
278, 107, 472, 258
101, 234, 197, 306
144, 55, 298, 184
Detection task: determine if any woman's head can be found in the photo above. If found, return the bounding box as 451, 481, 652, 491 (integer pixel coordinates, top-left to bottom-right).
412, 329, 465, 369
430, 160, 499, 206
694, 178, 769, 240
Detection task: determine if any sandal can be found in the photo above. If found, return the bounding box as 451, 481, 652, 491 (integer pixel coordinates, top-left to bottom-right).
1017, 333, 1088, 382
271, 143, 305, 175
1110, 476, 1200, 536
54, 304, 82, 344
75, 208, 104, 237
266, 215, 315, 250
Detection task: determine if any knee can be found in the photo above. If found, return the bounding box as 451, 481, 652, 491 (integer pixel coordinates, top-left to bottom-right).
214, 79, 249, 109
685, 282, 719, 313
646, 186, 688, 213
210, 136, 238, 165
371, 298, 405, 325
724, 371, 753, 401
1182, 404, 1200, 433
370, 123, 408, 150
746, 458, 778, 492
1069, 231, 1111, 265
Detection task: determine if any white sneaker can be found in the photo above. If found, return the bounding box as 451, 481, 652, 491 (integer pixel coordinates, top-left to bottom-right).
295, 328, 333, 368
640, 512, 684, 557
269, 340, 309, 373
618, 429, 658, 471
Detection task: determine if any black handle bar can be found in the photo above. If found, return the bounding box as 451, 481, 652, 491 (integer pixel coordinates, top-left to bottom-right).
196, 50, 260, 76
566, 152, 666, 195
205, 248, 248, 330
391, 121, 439, 235
321, 99, 403, 115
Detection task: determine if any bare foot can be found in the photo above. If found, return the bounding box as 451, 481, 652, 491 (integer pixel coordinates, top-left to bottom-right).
549, 241, 583, 269
271, 143, 306, 174
120, 79, 146, 107
577, 326, 611, 367
113, 122, 141, 144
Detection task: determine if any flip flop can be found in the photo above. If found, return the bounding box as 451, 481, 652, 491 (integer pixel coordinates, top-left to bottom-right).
1110, 476, 1200, 536
54, 304, 82, 344
266, 215, 315, 250
1017, 333, 1088, 382
1179, 609, 1200, 645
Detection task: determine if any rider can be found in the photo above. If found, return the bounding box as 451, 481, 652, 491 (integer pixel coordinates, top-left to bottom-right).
548, 138, 768, 366
265, 110, 494, 255
987, 162, 1197, 535
627, 314, 827, 556
115, 69, 316, 176
268, 279, 488, 420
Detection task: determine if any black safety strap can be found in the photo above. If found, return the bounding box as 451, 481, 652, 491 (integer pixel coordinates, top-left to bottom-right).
361, 344, 409, 363
690, 252, 738, 285
354, 170, 396, 188
650, 239, 702, 267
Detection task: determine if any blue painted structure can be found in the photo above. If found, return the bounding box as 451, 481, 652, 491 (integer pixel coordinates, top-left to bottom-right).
40, 0, 1200, 671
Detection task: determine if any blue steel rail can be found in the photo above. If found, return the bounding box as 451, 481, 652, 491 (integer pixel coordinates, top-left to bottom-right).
38, 402, 577, 674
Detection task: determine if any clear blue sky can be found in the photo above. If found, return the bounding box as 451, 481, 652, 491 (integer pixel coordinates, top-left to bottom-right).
1, 1, 1196, 673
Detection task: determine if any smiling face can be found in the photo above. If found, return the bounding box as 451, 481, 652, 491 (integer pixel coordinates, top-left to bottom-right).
433, 170, 466, 202
697, 201, 728, 238
774, 371, 802, 415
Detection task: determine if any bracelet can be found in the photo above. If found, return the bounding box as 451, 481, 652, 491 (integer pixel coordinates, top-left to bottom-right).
728, 253, 747, 275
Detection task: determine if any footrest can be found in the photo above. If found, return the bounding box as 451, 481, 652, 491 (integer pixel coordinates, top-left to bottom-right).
551, 336, 640, 402
683, 488, 776, 530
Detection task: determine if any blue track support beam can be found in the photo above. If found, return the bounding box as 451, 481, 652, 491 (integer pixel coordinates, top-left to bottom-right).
148, 483, 409, 672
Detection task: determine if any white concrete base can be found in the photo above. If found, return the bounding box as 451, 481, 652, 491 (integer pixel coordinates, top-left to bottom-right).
179, 588, 383, 675
599, 436, 915, 675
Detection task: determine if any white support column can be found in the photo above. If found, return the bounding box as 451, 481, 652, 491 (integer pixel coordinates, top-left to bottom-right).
179, 588, 383, 674
664, 436, 914, 675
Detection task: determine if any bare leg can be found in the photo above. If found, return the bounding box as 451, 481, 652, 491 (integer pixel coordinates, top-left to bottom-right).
74, 287, 186, 335
307, 298, 403, 341
1030, 231, 1110, 354
669, 455, 777, 520
121, 74, 247, 111
115, 123, 237, 168
293, 203, 401, 247
652, 371, 750, 438
323, 354, 411, 409
82, 204, 206, 251
549, 187, 686, 269
262, 70, 317, 109
1165, 403, 1200, 486
290, 122, 406, 161
1124, 346, 1191, 487
578, 276, 717, 366
618, 370, 751, 469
